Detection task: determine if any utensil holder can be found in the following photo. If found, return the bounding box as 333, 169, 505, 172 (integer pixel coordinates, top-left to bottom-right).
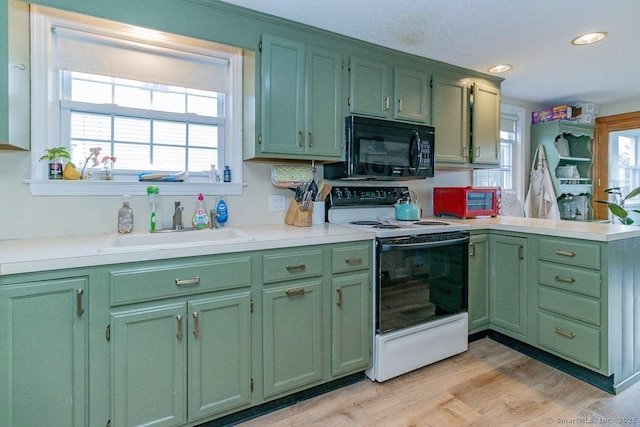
285, 197, 313, 227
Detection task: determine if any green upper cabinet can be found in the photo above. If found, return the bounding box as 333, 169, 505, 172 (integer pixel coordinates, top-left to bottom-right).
471, 83, 500, 164
257, 34, 342, 160
349, 56, 429, 124
431, 75, 469, 163
393, 66, 430, 123
0, 0, 30, 151
432, 75, 500, 166
0, 276, 88, 427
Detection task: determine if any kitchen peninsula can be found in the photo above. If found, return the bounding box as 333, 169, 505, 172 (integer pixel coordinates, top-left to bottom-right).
2, 217, 640, 426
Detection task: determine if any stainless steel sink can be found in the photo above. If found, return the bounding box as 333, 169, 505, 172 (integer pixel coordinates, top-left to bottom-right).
99, 227, 254, 252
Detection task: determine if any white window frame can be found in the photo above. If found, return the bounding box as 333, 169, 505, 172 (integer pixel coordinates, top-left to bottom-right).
27, 5, 244, 196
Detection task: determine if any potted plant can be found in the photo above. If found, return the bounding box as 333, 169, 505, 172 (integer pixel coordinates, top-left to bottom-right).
39, 147, 72, 180
596, 186, 640, 225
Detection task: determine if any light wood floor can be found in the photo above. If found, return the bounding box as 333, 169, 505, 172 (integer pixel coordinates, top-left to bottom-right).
237, 338, 640, 426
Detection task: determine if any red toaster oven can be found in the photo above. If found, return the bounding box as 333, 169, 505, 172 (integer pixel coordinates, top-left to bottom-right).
433, 186, 500, 219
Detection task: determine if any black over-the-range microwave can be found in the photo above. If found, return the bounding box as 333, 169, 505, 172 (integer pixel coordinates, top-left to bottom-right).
324, 116, 435, 181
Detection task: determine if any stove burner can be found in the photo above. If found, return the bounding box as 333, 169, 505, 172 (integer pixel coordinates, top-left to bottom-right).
373, 224, 401, 229
350, 220, 383, 226
413, 220, 450, 226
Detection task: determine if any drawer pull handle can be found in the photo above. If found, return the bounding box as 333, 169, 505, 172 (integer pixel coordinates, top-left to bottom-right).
346, 256, 362, 265
555, 275, 576, 283
76, 289, 84, 317
175, 277, 200, 286
336, 288, 343, 307
555, 249, 576, 257
286, 288, 305, 297
555, 327, 576, 339
177, 315, 183, 341
286, 263, 306, 272
193, 312, 199, 337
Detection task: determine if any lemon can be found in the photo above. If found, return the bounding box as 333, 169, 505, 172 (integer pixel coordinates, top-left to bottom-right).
62, 163, 81, 180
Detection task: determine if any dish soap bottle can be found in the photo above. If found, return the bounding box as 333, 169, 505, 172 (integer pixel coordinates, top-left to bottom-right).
215, 197, 228, 227
118, 195, 134, 234
192, 193, 210, 229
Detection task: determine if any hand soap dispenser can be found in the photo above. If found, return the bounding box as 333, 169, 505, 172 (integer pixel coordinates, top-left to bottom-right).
192, 193, 210, 229
118, 195, 134, 234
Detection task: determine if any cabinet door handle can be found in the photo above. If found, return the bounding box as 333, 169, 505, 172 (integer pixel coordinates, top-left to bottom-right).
397, 98, 403, 112
518, 245, 524, 260
298, 130, 304, 147
193, 312, 199, 337
555, 249, 576, 257
175, 277, 200, 286
462, 145, 468, 159
345, 256, 362, 265
286, 263, 306, 271
555, 275, 576, 283
308, 131, 313, 147
469, 243, 476, 257
177, 315, 183, 341
76, 288, 84, 317
383, 96, 390, 111
555, 327, 576, 339
475, 146, 481, 158
285, 288, 305, 297
336, 288, 343, 307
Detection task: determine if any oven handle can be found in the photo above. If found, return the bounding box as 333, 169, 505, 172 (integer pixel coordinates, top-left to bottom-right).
379, 235, 470, 251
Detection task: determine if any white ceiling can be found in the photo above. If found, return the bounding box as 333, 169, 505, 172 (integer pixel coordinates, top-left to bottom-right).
219, 0, 640, 108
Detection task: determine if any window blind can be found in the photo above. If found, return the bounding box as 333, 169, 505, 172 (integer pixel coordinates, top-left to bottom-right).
53, 26, 229, 92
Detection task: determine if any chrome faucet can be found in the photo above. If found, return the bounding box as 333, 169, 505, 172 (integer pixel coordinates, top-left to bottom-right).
173, 201, 184, 230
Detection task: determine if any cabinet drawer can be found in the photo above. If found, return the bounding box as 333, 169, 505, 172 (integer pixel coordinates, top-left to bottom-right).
331, 244, 370, 274
537, 237, 600, 269
538, 312, 600, 369
263, 249, 323, 284
110, 256, 252, 306
537, 261, 600, 298
538, 286, 600, 326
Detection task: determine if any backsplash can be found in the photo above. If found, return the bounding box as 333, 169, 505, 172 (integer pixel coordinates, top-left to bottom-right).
0, 149, 471, 240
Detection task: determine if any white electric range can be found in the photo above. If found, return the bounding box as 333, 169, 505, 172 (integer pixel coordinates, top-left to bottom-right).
327, 185, 471, 382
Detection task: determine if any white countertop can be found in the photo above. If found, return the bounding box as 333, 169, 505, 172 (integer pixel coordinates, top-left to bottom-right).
0, 224, 374, 277
2, 217, 640, 277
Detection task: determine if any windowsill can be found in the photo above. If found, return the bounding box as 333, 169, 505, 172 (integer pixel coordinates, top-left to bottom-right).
26, 179, 244, 196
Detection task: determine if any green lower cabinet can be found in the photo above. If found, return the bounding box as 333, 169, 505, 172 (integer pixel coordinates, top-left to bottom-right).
538, 311, 601, 370
111, 303, 188, 427
490, 234, 528, 338
0, 277, 88, 427
262, 279, 323, 398
468, 234, 490, 333
111, 291, 252, 427
331, 272, 371, 376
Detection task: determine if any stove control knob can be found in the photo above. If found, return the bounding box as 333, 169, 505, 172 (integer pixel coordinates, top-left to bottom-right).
335, 189, 343, 199
345, 189, 352, 198
378, 190, 387, 199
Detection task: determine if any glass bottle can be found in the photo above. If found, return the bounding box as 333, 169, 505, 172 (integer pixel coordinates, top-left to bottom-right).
118, 195, 134, 234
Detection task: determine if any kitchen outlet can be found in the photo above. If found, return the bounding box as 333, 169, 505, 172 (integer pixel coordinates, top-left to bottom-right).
269, 194, 286, 212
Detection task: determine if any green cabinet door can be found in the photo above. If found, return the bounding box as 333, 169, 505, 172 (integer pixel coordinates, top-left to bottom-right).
331, 272, 371, 376
1, 0, 30, 150
262, 279, 323, 398
188, 292, 251, 421
468, 234, 490, 333
431, 74, 469, 164
471, 83, 500, 165
349, 56, 389, 118
393, 66, 429, 124
490, 234, 528, 338
0, 277, 87, 427
111, 303, 187, 427
260, 34, 305, 155
305, 45, 343, 158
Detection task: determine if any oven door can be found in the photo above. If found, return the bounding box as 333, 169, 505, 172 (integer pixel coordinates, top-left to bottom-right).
375, 232, 469, 334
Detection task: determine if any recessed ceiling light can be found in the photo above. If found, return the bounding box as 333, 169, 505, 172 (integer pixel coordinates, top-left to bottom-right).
571, 31, 607, 45
487, 64, 512, 74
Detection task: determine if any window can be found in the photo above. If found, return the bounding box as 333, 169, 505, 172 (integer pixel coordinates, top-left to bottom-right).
609, 130, 640, 209
29, 6, 244, 196
474, 104, 525, 200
